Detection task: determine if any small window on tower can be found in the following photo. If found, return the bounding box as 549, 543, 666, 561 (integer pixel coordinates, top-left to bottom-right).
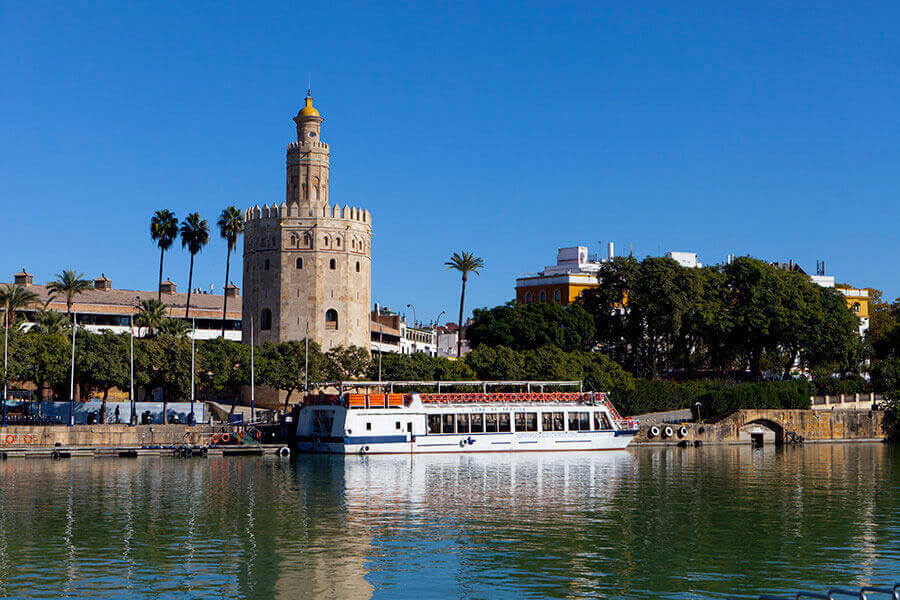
296, 257, 303, 269
356, 262, 360, 273
336, 238, 341, 248
330, 259, 336, 270
260, 308, 272, 331
265, 259, 270, 271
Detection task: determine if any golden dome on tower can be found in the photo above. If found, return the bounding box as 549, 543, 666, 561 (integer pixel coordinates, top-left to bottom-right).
298, 93, 320, 118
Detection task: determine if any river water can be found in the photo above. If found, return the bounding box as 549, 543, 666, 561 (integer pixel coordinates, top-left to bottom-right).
0, 445, 896, 599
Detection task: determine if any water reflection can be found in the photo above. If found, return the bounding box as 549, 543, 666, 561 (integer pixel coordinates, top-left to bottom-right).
0, 445, 894, 599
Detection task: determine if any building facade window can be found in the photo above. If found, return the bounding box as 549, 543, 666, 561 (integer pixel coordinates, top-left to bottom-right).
539, 291, 546, 303
553, 289, 561, 303
525, 292, 532, 304
260, 308, 272, 331
296, 257, 303, 269
325, 309, 338, 329
329, 259, 336, 270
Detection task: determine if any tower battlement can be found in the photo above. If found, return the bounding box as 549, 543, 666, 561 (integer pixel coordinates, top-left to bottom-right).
244, 202, 370, 224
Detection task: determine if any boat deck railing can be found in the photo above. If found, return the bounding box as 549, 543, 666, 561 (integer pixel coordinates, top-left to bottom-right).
755, 583, 899, 599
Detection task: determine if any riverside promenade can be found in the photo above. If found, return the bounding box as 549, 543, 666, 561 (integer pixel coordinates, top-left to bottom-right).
0, 423, 290, 457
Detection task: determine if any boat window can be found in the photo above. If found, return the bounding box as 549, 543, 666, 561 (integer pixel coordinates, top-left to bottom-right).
485, 413, 498, 432
595, 411, 613, 430
498, 413, 511, 432
312, 410, 333, 434
457, 414, 470, 433
366, 422, 372, 431
470, 413, 484, 433
579, 412, 590, 431
395, 421, 401, 430
553, 412, 565, 431
427, 414, 442, 434
442, 414, 455, 434
514, 413, 526, 432
525, 412, 538, 432
568, 412, 578, 431
542, 412, 553, 431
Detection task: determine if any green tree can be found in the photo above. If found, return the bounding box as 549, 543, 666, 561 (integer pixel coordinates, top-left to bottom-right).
0, 283, 39, 325
30, 309, 70, 335
150, 209, 179, 301
76, 330, 128, 404
466, 302, 596, 352
47, 270, 92, 321
158, 317, 191, 338
260, 340, 325, 412
217, 206, 244, 337
324, 346, 371, 380
179, 212, 210, 318
198, 337, 251, 412
135, 299, 168, 337
445, 251, 484, 357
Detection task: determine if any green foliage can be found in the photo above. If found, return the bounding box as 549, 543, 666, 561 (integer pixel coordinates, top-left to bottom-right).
696, 380, 813, 415
135, 299, 168, 336
259, 340, 326, 405
324, 345, 371, 380
367, 352, 475, 382
466, 302, 596, 352
0, 283, 39, 319
579, 256, 861, 380
47, 270, 92, 317
871, 356, 900, 393
30, 309, 70, 335
810, 375, 868, 397
157, 318, 191, 338
75, 330, 129, 399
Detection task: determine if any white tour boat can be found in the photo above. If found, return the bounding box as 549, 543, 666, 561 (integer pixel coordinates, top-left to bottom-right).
295, 381, 639, 455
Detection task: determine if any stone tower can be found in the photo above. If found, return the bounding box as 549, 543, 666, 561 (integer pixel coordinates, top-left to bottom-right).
242, 93, 372, 360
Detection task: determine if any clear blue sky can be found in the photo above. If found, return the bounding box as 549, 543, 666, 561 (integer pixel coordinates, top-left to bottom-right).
2, 1, 898, 323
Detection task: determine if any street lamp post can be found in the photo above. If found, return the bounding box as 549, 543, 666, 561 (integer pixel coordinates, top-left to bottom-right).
434, 310, 445, 357
68, 313, 77, 426
190, 317, 196, 425
406, 303, 417, 354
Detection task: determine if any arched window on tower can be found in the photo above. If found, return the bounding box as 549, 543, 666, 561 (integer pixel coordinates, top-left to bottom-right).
325, 309, 338, 330
336, 237, 341, 248
323, 235, 329, 247
260, 308, 272, 331
329, 259, 336, 270
296, 257, 303, 269
356, 261, 360, 273
351, 239, 356, 250
264, 259, 270, 271
304, 233, 311, 247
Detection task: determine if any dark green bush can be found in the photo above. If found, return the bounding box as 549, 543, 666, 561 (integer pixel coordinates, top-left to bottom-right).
697, 380, 813, 415
812, 376, 868, 397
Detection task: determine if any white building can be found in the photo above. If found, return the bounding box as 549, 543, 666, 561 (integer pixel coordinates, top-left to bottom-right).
370, 309, 437, 356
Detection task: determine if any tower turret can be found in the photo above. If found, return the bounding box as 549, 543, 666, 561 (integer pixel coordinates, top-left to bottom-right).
287, 91, 330, 210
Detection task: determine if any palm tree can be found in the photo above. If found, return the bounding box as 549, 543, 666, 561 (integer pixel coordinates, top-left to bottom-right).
150, 209, 179, 301
158, 317, 191, 338
47, 270, 91, 321
444, 251, 484, 358
217, 206, 244, 337
0, 284, 39, 333
30, 309, 70, 335
135, 298, 168, 337
180, 213, 210, 319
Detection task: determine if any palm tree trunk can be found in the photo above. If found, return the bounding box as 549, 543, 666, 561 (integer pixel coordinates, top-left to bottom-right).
157, 247, 165, 301
221, 247, 231, 338
456, 274, 467, 358
185, 254, 195, 318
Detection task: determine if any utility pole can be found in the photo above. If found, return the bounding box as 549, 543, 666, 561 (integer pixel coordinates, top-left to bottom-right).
2, 308, 8, 427
129, 313, 135, 426
250, 314, 255, 423
190, 317, 195, 425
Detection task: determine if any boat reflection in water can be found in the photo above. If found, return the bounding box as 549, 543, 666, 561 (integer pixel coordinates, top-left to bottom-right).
0, 444, 896, 599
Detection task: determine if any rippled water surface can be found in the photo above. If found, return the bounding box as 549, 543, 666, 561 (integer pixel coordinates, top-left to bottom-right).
0, 445, 897, 599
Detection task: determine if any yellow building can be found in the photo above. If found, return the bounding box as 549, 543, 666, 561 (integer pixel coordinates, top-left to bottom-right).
515, 247, 601, 306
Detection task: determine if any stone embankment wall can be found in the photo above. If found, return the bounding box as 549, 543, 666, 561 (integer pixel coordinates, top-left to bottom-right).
0, 424, 233, 449
633, 409, 888, 445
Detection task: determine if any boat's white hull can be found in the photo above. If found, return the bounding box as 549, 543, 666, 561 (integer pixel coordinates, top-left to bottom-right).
297, 430, 635, 455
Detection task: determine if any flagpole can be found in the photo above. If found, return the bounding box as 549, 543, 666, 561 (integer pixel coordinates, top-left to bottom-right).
250, 314, 255, 423
190, 317, 195, 425
68, 312, 77, 427
129, 313, 135, 426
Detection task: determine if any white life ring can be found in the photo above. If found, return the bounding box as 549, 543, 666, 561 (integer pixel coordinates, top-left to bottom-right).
649, 426, 660, 438
663, 426, 674, 438
678, 426, 688, 438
